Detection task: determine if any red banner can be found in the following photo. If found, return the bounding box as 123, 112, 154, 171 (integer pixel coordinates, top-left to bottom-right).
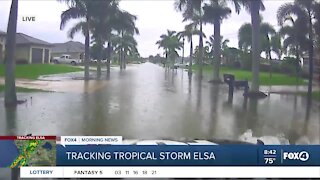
0, 136, 56, 140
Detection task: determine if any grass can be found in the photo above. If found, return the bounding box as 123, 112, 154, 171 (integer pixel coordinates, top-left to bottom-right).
193, 65, 307, 86
296, 91, 320, 101
312, 91, 320, 100
0, 85, 47, 92
0, 64, 82, 80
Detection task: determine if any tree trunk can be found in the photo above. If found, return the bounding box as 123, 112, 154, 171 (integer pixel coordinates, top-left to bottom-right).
295, 45, 300, 83
268, 48, 272, 79
118, 51, 121, 68
84, 19, 90, 80
199, 18, 203, 78
123, 52, 127, 69
106, 42, 111, 76
213, 19, 221, 82
96, 44, 102, 79
4, 0, 18, 107
307, 9, 314, 102
182, 38, 185, 64
250, 1, 261, 92
188, 38, 193, 75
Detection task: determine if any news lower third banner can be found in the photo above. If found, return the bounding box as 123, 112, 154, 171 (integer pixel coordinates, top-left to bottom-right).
56, 144, 320, 166
0, 136, 319, 167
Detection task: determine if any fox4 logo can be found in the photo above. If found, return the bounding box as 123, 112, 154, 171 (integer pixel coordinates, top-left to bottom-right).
283, 151, 310, 162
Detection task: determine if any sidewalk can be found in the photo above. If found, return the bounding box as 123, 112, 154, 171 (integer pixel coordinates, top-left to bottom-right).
0, 77, 107, 93
260, 85, 320, 94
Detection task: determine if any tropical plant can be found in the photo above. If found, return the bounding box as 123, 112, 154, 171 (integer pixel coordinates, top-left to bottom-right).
90, 0, 119, 77
206, 35, 230, 64
278, 16, 308, 78
260, 22, 276, 60
236, 0, 265, 93
202, 0, 232, 81
238, 22, 276, 56
156, 30, 183, 68
175, 0, 206, 76
59, 0, 96, 80
4, 0, 18, 106
277, 0, 318, 98
112, 32, 138, 69
111, 10, 139, 70
194, 45, 211, 64
178, 23, 206, 74
270, 32, 283, 60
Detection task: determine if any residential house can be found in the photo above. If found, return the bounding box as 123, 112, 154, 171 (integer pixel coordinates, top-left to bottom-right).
0, 30, 52, 64
51, 41, 85, 61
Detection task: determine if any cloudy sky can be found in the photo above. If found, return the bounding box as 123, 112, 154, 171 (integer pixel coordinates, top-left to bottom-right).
0, 0, 293, 57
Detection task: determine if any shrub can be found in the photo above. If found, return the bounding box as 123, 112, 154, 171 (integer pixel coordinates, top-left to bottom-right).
240, 52, 252, 70
16, 59, 29, 64
281, 57, 301, 75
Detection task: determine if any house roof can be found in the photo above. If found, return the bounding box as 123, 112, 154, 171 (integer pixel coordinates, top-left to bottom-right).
0, 30, 51, 46
16, 33, 51, 46
51, 41, 85, 53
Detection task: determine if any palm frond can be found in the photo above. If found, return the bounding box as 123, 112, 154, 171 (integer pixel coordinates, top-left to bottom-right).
67, 21, 87, 39
60, 7, 86, 30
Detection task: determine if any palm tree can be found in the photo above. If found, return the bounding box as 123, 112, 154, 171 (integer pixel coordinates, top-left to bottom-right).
111, 10, 139, 70
260, 22, 276, 60
221, 38, 232, 65
175, 0, 205, 77
278, 16, 308, 78
177, 23, 205, 74
90, 0, 120, 77
238, 22, 275, 55
235, 0, 265, 94
270, 32, 283, 60
194, 45, 211, 63
277, 0, 318, 99
315, 2, 320, 48
4, 0, 18, 106
59, 0, 94, 80
156, 30, 183, 68
238, 23, 252, 52
202, 0, 232, 82
112, 32, 138, 69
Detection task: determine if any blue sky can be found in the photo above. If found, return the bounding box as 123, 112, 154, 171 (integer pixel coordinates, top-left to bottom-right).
0, 0, 293, 57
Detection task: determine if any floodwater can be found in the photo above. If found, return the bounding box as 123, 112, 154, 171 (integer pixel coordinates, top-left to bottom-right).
0, 62, 319, 144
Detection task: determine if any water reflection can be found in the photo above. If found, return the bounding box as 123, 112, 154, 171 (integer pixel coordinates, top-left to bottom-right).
0, 63, 318, 144
5, 107, 17, 135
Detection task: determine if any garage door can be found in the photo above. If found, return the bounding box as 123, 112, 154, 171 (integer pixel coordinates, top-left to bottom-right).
31, 48, 43, 64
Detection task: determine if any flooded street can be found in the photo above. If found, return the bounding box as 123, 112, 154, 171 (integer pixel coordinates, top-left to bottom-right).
0, 63, 319, 144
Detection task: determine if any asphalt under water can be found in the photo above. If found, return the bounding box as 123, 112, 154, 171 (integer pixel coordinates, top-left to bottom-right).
0, 63, 319, 144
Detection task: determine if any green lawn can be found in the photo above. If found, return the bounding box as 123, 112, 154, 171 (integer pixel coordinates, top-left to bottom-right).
311, 91, 320, 101
0, 64, 82, 80
193, 65, 307, 86
0, 85, 47, 92
297, 91, 320, 101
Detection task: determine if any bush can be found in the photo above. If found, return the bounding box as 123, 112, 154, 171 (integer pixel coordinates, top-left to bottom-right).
240, 52, 252, 70
281, 57, 301, 75
16, 59, 29, 64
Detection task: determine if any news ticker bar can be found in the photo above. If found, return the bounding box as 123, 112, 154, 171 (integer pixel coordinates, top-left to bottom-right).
20, 166, 320, 178
57, 145, 320, 166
